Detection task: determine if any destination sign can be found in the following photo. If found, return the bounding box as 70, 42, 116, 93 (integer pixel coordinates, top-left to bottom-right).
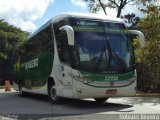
76, 21, 98, 26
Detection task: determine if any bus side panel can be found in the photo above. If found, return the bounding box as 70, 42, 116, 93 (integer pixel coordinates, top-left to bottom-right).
13, 53, 54, 92
23, 53, 54, 90
13, 25, 54, 94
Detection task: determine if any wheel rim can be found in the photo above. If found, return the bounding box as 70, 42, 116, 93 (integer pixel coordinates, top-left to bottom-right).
50, 86, 57, 101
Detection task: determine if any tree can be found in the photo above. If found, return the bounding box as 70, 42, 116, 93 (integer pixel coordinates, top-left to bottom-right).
134, 5, 160, 92
0, 20, 28, 84
121, 13, 140, 29
120, 0, 159, 29
83, 0, 134, 17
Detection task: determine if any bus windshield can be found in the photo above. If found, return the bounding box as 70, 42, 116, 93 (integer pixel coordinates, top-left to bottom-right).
74, 23, 135, 73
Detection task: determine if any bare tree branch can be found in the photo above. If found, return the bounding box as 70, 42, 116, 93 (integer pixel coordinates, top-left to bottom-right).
98, 0, 107, 15
108, 0, 119, 8
83, 0, 139, 18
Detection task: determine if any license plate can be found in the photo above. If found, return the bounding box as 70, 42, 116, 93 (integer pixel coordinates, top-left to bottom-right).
106, 89, 117, 94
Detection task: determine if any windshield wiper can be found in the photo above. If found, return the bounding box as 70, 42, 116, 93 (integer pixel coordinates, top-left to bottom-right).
93, 41, 108, 72
110, 51, 125, 71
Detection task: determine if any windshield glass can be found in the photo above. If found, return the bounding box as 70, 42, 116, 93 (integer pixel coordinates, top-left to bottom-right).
73, 21, 135, 73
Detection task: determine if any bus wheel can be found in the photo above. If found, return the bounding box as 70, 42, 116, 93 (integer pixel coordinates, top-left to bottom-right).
94, 97, 109, 103
19, 82, 26, 97
48, 84, 60, 104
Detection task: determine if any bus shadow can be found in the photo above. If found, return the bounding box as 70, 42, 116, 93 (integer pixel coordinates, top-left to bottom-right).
13, 93, 133, 119
16, 93, 160, 107
17, 92, 133, 110
51, 98, 133, 115
15, 92, 51, 103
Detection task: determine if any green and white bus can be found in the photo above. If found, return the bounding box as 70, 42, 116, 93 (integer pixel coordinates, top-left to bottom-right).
13, 13, 145, 103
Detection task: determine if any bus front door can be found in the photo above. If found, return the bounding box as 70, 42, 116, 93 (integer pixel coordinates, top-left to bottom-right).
60, 64, 73, 98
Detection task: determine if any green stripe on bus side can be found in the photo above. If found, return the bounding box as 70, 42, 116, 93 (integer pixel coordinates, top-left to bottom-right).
105, 28, 128, 34
73, 26, 103, 32
72, 26, 128, 33
80, 71, 135, 82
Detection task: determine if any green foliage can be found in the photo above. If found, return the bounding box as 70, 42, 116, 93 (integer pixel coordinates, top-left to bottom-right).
0, 20, 28, 56
135, 5, 160, 92
0, 20, 28, 82
121, 13, 140, 29
0, 53, 7, 60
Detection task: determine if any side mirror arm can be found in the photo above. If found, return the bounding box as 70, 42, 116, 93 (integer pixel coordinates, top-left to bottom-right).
129, 30, 145, 48
59, 25, 75, 46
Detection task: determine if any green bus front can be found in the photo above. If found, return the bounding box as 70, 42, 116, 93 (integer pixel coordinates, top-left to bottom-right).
55, 17, 138, 99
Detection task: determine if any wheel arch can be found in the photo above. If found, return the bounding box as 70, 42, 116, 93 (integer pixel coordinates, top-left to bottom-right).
47, 77, 55, 91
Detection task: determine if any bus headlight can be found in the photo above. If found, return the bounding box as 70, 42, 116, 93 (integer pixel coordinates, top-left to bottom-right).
71, 74, 94, 84
79, 77, 93, 84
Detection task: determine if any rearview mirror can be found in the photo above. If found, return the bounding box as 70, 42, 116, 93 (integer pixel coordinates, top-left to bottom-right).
129, 30, 145, 48
59, 25, 75, 46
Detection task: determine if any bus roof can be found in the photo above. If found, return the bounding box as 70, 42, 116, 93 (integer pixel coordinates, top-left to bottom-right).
52, 13, 124, 23
30, 13, 124, 39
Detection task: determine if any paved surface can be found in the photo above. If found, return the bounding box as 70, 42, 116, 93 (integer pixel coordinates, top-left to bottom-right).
0, 90, 160, 120
0, 88, 16, 93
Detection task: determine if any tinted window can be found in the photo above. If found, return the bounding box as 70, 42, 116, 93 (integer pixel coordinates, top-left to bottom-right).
23, 25, 54, 61
55, 29, 71, 66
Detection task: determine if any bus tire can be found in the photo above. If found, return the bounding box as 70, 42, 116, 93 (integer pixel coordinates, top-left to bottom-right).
19, 82, 26, 97
94, 97, 109, 103
48, 82, 61, 104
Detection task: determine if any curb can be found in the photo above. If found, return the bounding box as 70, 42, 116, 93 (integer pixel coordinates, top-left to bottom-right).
0, 88, 16, 93
134, 94, 160, 97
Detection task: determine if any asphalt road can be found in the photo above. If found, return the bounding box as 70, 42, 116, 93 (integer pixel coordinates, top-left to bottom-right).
0, 91, 160, 120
